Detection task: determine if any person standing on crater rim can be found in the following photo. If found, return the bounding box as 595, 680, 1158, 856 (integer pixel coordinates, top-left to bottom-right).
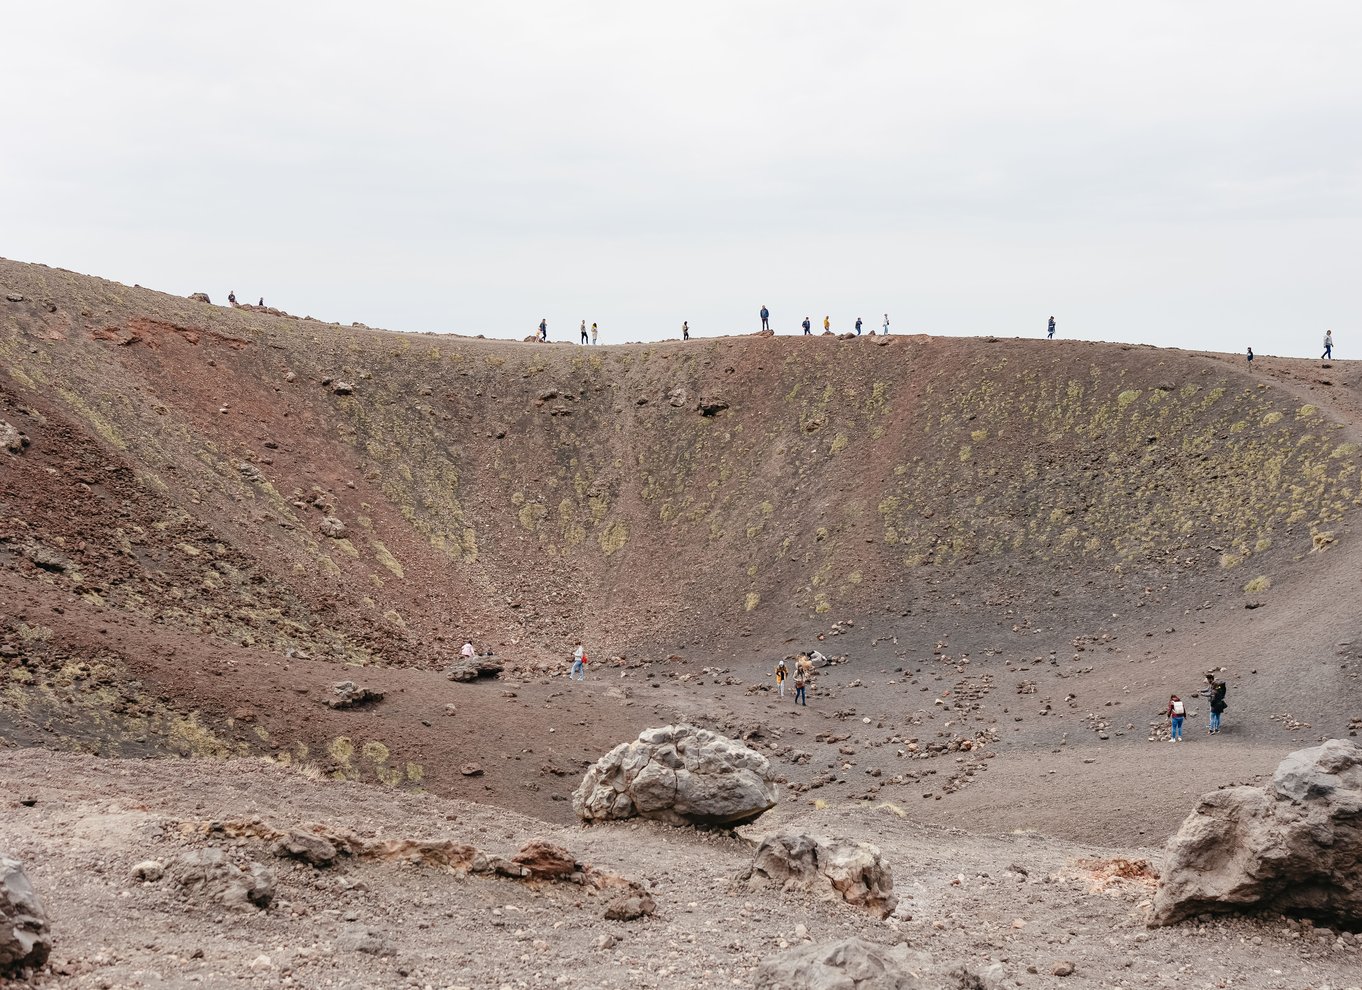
855, 317, 862, 336
1247, 346, 1254, 365
539, 318, 548, 341
580, 319, 588, 344
1322, 328, 1334, 360
1047, 315, 1056, 339
682, 320, 689, 341
823, 315, 830, 333
882, 313, 890, 335
760, 305, 770, 332
802, 317, 811, 335
591, 323, 598, 345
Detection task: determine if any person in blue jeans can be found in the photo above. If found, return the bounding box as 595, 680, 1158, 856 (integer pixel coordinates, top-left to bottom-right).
794, 672, 807, 706
1201, 674, 1227, 733
571, 641, 587, 681
1167, 695, 1185, 742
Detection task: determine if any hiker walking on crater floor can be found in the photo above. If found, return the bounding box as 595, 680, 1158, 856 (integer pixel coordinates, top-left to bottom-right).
774, 658, 789, 698
1200, 673, 1228, 734
1047, 315, 1056, 339
571, 641, 587, 681
760, 305, 770, 332
794, 668, 807, 706
1322, 329, 1334, 360
1167, 694, 1186, 742
580, 320, 588, 344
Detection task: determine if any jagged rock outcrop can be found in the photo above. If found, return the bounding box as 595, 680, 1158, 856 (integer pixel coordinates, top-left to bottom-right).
445, 655, 504, 682
739, 833, 897, 918
166, 847, 275, 911
754, 938, 1002, 990
573, 724, 778, 827
1152, 739, 1362, 927
325, 680, 383, 709
0, 857, 50, 976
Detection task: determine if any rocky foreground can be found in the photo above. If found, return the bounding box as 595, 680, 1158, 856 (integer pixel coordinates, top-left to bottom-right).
3, 745, 1362, 990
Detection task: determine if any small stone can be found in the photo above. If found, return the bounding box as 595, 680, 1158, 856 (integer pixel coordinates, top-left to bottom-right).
131, 860, 165, 882
461, 763, 484, 777
1052, 960, 1075, 977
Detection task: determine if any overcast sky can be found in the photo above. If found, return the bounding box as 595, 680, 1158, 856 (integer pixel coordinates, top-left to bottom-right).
4, 2, 1359, 355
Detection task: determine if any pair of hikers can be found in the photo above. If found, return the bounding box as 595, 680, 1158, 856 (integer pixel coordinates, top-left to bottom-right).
578, 321, 598, 344
775, 655, 813, 705
1167, 674, 1228, 741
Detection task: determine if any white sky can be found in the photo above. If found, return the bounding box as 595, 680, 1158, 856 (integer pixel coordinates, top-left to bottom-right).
4, 2, 1359, 355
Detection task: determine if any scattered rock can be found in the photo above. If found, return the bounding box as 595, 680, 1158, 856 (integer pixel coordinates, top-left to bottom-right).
0, 856, 50, 976
1152, 739, 1362, 927
5, 294, 24, 304
0, 422, 29, 454
332, 381, 355, 395
325, 681, 384, 710
739, 833, 897, 918
445, 654, 504, 683
187, 292, 212, 304
603, 891, 656, 921
755, 937, 1000, 990
461, 763, 484, 777
319, 515, 348, 539
272, 831, 338, 868
131, 860, 165, 882
696, 396, 729, 416
510, 840, 579, 881
1052, 960, 1076, 977
167, 848, 274, 911
573, 724, 778, 827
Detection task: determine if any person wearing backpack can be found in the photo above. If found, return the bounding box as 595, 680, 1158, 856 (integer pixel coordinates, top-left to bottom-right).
571, 641, 587, 681
1201, 674, 1228, 734
802, 317, 811, 336
793, 670, 807, 706
1167, 695, 1185, 742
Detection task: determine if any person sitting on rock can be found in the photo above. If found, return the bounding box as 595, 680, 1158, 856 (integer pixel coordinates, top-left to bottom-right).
461, 640, 476, 659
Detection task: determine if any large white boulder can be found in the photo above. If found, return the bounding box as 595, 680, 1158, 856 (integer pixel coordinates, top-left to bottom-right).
573, 724, 778, 827
1152, 738, 1362, 927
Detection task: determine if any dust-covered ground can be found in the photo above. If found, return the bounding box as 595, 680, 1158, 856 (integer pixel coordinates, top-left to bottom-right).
3, 749, 1361, 990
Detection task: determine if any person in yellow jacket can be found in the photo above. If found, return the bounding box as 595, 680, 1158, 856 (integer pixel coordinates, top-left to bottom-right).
823, 316, 830, 333
774, 658, 788, 698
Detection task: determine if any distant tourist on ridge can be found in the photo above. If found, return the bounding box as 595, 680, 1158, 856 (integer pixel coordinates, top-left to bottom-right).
760, 305, 770, 332
591, 322, 598, 345
1247, 346, 1254, 365
802, 317, 811, 335
855, 317, 862, 336
227, 290, 237, 306
823, 315, 830, 333
682, 320, 689, 340
882, 313, 890, 335
1322, 329, 1334, 360
539, 318, 548, 341
580, 319, 588, 344
1048, 315, 1056, 339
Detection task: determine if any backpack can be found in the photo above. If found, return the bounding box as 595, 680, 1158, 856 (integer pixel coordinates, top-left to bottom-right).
1171, 700, 1185, 716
